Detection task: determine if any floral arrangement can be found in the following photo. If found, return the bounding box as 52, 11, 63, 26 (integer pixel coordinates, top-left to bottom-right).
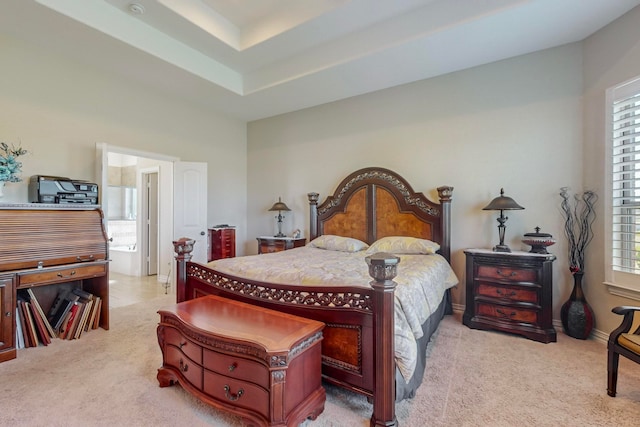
0, 142, 29, 182
559, 187, 598, 274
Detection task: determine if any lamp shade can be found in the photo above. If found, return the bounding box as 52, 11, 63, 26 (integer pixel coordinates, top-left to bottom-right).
482, 188, 524, 211
268, 197, 291, 212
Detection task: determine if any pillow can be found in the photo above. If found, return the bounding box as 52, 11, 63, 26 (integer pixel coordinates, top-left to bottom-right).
366, 236, 440, 255
308, 235, 369, 252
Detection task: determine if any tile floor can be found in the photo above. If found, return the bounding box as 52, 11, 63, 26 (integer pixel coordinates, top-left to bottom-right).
109, 272, 174, 308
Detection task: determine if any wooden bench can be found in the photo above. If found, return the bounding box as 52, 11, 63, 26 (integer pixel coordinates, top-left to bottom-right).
157, 295, 325, 426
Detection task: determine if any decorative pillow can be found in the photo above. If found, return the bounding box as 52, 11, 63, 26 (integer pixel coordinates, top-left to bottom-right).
308, 235, 369, 252
366, 236, 440, 255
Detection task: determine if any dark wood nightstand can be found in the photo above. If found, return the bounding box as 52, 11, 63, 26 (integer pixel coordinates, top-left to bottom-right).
257, 236, 306, 254
463, 249, 557, 343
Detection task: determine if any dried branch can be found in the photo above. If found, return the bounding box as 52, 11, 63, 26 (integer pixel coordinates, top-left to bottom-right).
559, 187, 597, 273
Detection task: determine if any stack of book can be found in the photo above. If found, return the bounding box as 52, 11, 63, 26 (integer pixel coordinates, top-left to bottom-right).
15, 287, 102, 348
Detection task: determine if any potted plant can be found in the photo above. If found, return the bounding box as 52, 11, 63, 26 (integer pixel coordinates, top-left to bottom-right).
0, 142, 28, 196
559, 187, 598, 339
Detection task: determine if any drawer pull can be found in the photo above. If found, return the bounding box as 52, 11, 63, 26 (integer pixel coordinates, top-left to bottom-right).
57, 271, 77, 278
496, 289, 516, 297
179, 341, 186, 349
496, 308, 516, 318
76, 255, 95, 262
496, 269, 516, 278
179, 358, 189, 372
223, 385, 244, 401
228, 362, 237, 372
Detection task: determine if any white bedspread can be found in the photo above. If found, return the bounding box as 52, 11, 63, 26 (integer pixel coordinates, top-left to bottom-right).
207, 246, 458, 380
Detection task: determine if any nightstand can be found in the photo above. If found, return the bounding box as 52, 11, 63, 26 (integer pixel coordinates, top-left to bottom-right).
463, 249, 557, 343
257, 236, 306, 254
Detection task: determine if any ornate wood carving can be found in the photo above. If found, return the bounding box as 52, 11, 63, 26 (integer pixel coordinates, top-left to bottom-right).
188, 263, 374, 310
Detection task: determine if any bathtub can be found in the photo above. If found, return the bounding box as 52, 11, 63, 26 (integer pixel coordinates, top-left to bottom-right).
109, 245, 140, 276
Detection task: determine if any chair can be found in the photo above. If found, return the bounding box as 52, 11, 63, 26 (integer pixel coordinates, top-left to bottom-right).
607, 306, 640, 396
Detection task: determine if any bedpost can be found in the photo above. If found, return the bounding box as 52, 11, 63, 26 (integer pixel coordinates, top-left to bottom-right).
366, 252, 400, 427
173, 237, 195, 303
308, 192, 319, 241
437, 186, 453, 263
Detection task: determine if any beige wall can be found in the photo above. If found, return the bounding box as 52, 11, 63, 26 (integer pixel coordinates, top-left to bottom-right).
248, 43, 585, 320
583, 5, 640, 335
247, 6, 640, 337
0, 34, 248, 257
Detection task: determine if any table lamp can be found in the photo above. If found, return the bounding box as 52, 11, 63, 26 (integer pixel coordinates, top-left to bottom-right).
268, 197, 291, 237
482, 188, 524, 252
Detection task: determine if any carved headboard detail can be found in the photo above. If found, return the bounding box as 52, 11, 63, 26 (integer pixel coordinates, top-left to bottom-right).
308, 167, 453, 262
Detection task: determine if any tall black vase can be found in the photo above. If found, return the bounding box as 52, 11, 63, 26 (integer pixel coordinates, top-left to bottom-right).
560, 272, 595, 339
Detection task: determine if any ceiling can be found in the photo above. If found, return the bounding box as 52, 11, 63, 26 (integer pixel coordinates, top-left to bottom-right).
2, 0, 640, 121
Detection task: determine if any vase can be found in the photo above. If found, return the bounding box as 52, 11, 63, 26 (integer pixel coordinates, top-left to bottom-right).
0, 181, 4, 198
560, 272, 595, 339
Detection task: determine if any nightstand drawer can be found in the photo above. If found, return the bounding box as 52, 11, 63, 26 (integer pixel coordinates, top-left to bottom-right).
476, 302, 538, 324
477, 283, 538, 303
477, 265, 537, 282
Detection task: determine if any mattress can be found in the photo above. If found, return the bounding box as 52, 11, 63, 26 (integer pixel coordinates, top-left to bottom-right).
207, 246, 458, 380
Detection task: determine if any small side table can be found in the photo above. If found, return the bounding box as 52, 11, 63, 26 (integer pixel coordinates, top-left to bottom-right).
257, 236, 306, 254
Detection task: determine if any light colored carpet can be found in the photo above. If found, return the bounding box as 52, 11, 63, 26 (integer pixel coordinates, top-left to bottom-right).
1, 293, 639, 426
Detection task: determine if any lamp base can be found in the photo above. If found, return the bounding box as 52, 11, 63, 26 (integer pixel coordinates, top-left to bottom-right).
274, 232, 286, 237
493, 244, 511, 253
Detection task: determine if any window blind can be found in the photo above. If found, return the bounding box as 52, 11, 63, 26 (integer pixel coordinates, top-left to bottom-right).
612, 86, 640, 274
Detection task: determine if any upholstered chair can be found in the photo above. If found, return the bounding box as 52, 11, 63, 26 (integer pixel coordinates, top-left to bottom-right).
607, 306, 640, 397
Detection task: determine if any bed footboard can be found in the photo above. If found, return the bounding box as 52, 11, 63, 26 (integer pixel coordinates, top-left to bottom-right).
173, 238, 400, 427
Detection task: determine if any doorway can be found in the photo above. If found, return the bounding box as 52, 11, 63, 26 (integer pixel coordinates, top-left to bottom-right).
98, 143, 177, 283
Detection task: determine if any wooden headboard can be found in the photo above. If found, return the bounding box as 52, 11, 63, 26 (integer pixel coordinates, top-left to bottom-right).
307, 167, 453, 262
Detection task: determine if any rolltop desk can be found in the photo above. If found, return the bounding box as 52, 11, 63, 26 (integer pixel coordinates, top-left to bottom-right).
0, 204, 110, 362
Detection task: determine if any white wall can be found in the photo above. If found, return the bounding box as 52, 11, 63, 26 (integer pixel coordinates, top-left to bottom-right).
583, 5, 640, 335
248, 43, 584, 314
0, 34, 248, 258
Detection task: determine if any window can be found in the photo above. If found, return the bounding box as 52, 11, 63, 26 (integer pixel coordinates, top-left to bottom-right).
606, 76, 640, 299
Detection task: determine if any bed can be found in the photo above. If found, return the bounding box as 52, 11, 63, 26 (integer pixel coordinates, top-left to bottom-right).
173, 167, 455, 426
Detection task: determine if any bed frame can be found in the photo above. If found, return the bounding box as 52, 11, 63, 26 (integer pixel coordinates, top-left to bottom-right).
173, 167, 453, 427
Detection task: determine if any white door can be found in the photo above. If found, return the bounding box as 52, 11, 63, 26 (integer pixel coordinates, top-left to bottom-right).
173, 161, 208, 264
142, 171, 159, 275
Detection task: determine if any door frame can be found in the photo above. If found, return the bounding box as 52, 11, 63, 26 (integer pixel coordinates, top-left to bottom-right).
96, 143, 179, 283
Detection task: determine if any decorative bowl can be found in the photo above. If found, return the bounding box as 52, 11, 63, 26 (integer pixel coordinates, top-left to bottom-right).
522, 227, 556, 254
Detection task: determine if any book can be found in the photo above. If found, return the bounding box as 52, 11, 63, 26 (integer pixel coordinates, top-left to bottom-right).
71, 287, 93, 301
15, 307, 25, 350
91, 297, 102, 330
59, 302, 80, 340
26, 289, 56, 339
86, 296, 101, 332
27, 300, 50, 346
19, 299, 38, 347
74, 299, 93, 339
47, 289, 68, 320
51, 293, 80, 332
69, 288, 94, 339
